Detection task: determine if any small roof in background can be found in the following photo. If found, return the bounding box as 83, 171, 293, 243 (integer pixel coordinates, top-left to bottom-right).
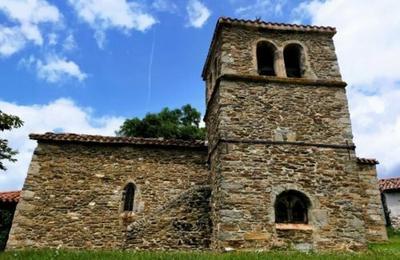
0, 191, 20, 203
356, 157, 379, 165
379, 178, 400, 192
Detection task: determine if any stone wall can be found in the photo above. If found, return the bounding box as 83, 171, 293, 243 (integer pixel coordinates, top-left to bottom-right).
218, 26, 341, 80
358, 164, 388, 241
204, 24, 342, 104
125, 185, 211, 250
212, 79, 353, 145
7, 142, 208, 249
204, 53, 387, 250
209, 142, 369, 251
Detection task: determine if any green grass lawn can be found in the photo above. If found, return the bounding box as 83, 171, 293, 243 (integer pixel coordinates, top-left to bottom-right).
368, 227, 400, 253
1, 229, 400, 260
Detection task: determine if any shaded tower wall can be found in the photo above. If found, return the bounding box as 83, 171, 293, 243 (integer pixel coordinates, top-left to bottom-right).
203, 18, 387, 251
358, 162, 388, 241
0, 201, 17, 251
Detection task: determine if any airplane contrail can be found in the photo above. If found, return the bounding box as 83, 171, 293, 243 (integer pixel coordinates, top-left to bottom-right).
146, 29, 156, 111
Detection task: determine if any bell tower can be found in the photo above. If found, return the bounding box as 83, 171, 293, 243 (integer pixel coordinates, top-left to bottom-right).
203, 17, 387, 251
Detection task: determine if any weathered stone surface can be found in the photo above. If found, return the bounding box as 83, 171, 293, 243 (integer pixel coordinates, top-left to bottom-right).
204, 19, 387, 252
244, 231, 270, 241
358, 164, 388, 241
124, 186, 211, 250
207, 141, 376, 250
205, 24, 342, 104
7, 143, 208, 250
208, 80, 354, 146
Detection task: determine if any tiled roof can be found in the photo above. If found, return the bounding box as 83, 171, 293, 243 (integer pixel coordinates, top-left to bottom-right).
0, 191, 20, 203
379, 178, 400, 192
356, 157, 379, 165
30, 132, 207, 148
218, 17, 336, 33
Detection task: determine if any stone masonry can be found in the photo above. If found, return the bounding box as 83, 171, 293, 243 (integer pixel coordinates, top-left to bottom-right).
7, 139, 209, 249
7, 17, 387, 251
203, 17, 387, 251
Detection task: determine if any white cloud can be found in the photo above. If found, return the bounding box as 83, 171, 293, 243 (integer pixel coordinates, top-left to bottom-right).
0, 98, 125, 191
235, 0, 287, 18
0, 0, 60, 25
186, 0, 211, 28
37, 55, 87, 83
0, 26, 26, 56
22, 55, 87, 83
295, 0, 400, 178
47, 32, 58, 46
152, 0, 178, 13
68, 0, 157, 48
295, 0, 400, 85
0, 0, 61, 56
349, 82, 400, 178
63, 32, 77, 51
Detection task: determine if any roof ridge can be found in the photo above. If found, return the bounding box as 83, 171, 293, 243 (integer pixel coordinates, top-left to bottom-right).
379, 177, 400, 191
0, 190, 20, 203
356, 157, 379, 165
218, 17, 336, 32
29, 132, 207, 148
379, 177, 400, 181
31, 132, 205, 142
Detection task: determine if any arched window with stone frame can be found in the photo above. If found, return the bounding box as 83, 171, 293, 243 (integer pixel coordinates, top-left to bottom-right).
256, 41, 277, 76
283, 43, 303, 78
275, 190, 310, 224
122, 182, 136, 212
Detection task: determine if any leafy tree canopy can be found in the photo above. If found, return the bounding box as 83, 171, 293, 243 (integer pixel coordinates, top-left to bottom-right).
117, 105, 205, 140
0, 111, 23, 171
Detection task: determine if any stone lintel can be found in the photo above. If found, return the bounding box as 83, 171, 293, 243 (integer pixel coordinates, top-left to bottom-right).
243, 231, 270, 240
275, 223, 313, 231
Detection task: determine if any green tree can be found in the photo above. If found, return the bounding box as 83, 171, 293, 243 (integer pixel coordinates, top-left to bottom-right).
0, 111, 23, 171
117, 105, 205, 140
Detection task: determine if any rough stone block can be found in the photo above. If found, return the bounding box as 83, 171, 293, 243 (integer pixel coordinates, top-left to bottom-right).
244, 231, 270, 240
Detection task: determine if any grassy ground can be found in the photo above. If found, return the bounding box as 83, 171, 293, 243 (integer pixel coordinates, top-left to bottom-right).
368, 227, 400, 252
1, 229, 399, 260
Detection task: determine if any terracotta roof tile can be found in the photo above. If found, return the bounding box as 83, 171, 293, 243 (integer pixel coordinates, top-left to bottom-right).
0, 191, 20, 203
356, 157, 379, 165
379, 178, 400, 191
30, 132, 207, 149
218, 17, 336, 33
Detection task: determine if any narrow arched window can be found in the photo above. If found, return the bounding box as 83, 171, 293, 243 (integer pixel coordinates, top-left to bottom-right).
284, 44, 302, 78
257, 41, 276, 76
123, 183, 135, 211
275, 190, 310, 224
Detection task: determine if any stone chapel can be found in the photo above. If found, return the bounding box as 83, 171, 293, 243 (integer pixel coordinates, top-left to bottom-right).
7, 17, 387, 251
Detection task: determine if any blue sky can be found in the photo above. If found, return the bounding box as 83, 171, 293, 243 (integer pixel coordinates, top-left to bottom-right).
1, 0, 400, 190
0, 0, 304, 118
